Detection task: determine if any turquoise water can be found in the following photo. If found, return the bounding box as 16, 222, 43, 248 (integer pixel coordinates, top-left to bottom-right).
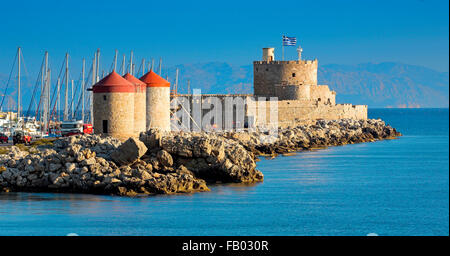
0, 109, 448, 236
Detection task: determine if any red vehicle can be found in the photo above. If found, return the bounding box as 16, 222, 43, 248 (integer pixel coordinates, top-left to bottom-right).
13, 132, 32, 145
83, 124, 93, 134
60, 121, 93, 137
0, 133, 8, 144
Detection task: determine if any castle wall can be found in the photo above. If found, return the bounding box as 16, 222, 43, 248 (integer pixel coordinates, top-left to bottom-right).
253, 60, 318, 98
93, 92, 135, 140
171, 94, 367, 130
275, 101, 367, 127
310, 85, 336, 105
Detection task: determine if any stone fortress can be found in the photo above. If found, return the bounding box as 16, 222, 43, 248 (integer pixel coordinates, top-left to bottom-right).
173, 46, 367, 129
252, 47, 367, 126
90, 45, 368, 139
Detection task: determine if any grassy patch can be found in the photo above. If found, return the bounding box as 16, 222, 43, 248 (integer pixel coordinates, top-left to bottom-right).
15, 143, 28, 151
0, 148, 9, 155
30, 138, 54, 147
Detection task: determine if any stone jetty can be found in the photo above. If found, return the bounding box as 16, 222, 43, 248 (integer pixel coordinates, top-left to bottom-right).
0, 119, 400, 196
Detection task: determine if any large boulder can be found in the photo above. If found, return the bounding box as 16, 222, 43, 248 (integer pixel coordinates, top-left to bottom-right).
110, 138, 147, 166
160, 133, 263, 183
157, 150, 173, 167
139, 129, 165, 149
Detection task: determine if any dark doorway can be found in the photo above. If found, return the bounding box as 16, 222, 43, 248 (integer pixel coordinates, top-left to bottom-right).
102, 120, 108, 133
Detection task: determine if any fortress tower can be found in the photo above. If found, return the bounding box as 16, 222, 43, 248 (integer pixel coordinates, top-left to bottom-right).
253, 47, 318, 100
91, 71, 135, 140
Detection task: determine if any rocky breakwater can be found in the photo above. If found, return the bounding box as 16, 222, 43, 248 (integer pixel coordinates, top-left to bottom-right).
0, 118, 400, 197
0, 130, 262, 196
144, 131, 263, 183
223, 118, 401, 156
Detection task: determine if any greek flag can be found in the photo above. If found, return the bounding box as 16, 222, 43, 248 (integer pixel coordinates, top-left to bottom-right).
282, 36, 297, 46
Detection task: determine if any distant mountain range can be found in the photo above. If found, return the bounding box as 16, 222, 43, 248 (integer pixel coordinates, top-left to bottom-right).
1, 61, 448, 110
166, 62, 449, 108
319, 62, 449, 108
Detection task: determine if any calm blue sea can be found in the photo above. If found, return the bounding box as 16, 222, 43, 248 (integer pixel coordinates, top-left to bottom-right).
0, 109, 448, 236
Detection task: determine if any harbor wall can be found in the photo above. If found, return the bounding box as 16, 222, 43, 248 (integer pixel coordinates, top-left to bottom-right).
170, 94, 368, 130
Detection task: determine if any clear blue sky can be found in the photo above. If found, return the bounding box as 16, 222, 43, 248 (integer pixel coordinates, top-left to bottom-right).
0, 0, 448, 77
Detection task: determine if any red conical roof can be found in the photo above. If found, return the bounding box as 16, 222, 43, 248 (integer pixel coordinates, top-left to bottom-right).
92, 71, 135, 93
123, 73, 146, 86
139, 70, 170, 87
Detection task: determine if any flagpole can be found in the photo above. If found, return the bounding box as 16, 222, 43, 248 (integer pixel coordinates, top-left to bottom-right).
282, 35, 284, 61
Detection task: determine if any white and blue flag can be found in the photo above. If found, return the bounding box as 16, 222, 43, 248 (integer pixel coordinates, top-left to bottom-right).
282, 36, 297, 46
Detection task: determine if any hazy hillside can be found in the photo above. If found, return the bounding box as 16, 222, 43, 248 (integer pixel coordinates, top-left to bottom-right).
319, 62, 449, 108
1, 62, 448, 110
165, 62, 253, 95
166, 61, 448, 108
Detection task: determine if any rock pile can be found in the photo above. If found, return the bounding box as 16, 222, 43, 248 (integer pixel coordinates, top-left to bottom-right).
0, 118, 400, 196
0, 134, 209, 196
223, 119, 401, 156
158, 132, 263, 183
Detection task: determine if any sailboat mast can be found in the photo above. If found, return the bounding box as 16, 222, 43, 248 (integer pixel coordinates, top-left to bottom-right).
129, 51, 133, 75
40, 55, 45, 121
17, 47, 21, 120
92, 54, 97, 86
64, 53, 69, 121
44, 68, 50, 132
71, 79, 74, 119
141, 58, 145, 76
81, 58, 85, 123
113, 50, 118, 72
122, 54, 125, 75
57, 78, 61, 122
96, 49, 100, 82
45, 52, 49, 122
159, 57, 162, 75
90, 56, 95, 124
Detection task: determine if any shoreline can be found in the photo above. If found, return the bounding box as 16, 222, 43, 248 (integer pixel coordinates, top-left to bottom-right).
0, 118, 401, 197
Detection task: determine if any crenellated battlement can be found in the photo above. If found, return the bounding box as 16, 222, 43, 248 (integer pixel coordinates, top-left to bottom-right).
254, 55, 318, 97
253, 59, 318, 65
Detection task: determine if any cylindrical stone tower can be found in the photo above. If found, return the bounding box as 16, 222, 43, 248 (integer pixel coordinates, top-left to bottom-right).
275, 84, 311, 100
123, 73, 146, 136
140, 70, 171, 131
91, 71, 135, 140
254, 47, 318, 99
262, 48, 275, 62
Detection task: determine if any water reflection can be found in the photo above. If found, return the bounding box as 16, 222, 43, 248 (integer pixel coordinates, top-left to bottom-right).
0, 192, 114, 203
